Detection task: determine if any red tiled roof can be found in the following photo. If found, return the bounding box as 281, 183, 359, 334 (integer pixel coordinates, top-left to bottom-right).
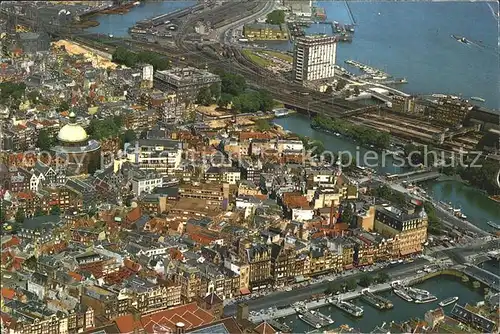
114, 314, 143, 333
124, 258, 142, 272
1, 288, 15, 300
126, 207, 142, 223
68, 271, 83, 282
255, 322, 277, 334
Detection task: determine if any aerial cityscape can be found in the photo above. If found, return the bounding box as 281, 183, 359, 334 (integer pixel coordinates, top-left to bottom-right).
0, 0, 499, 333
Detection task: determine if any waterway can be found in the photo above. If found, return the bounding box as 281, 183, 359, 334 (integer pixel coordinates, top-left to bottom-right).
86, 1, 195, 37
297, 1, 500, 110
280, 277, 484, 332
274, 115, 500, 227
479, 259, 500, 277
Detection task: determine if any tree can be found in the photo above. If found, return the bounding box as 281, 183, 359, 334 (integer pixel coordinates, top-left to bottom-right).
255, 119, 271, 132
341, 202, 354, 226
345, 279, 357, 291
358, 274, 374, 287
266, 10, 285, 25
325, 282, 342, 294
336, 80, 347, 91
209, 83, 221, 101
15, 209, 25, 225
196, 87, 213, 106
121, 129, 137, 144
218, 93, 233, 109
36, 129, 53, 151
50, 205, 61, 216
217, 71, 247, 96
353, 86, 360, 96
375, 272, 390, 284
24, 256, 37, 271
57, 101, 70, 113
34, 207, 45, 217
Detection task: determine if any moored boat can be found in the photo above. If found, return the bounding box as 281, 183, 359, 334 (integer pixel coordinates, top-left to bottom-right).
439, 296, 459, 307
393, 288, 413, 302
486, 221, 500, 230
470, 96, 485, 102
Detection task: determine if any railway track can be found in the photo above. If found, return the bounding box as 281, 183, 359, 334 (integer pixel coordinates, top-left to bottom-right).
2, 4, 372, 116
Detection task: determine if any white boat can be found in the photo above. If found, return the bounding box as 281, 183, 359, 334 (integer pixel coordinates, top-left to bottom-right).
414, 295, 438, 304
133, 1, 141, 5
439, 296, 459, 307
470, 96, 485, 102
393, 288, 413, 302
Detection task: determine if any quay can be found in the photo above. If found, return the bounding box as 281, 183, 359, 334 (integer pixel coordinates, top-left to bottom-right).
248, 282, 392, 323
361, 290, 394, 310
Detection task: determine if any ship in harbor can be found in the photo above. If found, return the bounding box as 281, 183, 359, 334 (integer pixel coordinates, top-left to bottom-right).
267, 319, 292, 333
293, 303, 334, 329
470, 96, 486, 102
439, 296, 459, 307
393, 288, 413, 302
407, 287, 438, 304
486, 221, 500, 230
451, 34, 469, 44
329, 298, 364, 317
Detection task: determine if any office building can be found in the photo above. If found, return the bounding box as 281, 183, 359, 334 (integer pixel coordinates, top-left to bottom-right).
154, 67, 221, 103
293, 36, 337, 83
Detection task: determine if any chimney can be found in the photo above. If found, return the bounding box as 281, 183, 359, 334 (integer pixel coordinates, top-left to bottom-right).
236, 303, 249, 323
329, 201, 335, 225
175, 322, 185, 334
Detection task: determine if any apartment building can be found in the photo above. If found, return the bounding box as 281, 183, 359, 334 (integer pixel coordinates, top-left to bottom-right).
293, 35, 337, 83
374, 205, 428, 257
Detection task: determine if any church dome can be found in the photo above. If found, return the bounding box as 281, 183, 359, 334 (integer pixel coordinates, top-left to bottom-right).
57, 112, 89, 144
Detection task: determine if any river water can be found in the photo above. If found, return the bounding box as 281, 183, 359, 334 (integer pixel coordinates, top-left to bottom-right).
86, 1, 195, 37
281, 277, 485, 332
274, 115, 500, 228
267, 1, 500, 110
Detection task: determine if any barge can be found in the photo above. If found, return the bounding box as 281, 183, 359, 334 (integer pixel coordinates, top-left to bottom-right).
361, 290, 393, 309
393, 288, 413, 302
329, 298, 364, 317
267, 319, 292, 332
439, 296, 459, 307
294, 303, 333, 329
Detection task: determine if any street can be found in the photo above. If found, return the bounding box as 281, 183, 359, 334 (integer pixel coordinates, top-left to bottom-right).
223, 258, 430, 316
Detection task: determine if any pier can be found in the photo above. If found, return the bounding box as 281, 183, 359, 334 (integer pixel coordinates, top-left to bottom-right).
248, 283, 392, 323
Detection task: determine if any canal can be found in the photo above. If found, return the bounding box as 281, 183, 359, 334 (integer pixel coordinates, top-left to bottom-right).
280, 277, 485, 332
273, 115, 500, 229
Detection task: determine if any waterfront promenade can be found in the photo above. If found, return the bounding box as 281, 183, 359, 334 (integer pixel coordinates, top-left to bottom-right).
248, 282, 392, 323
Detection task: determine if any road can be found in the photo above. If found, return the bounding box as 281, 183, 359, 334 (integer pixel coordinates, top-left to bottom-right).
223, 258, 430, 316
217, 0, 276, 44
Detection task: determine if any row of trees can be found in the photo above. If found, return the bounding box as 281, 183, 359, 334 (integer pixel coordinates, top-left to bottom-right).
207, 70, 275, 113
312, 115, 391, 150
324, 272, 390, 294
112, 47, 170, 71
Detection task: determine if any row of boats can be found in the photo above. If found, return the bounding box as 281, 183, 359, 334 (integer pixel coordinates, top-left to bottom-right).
292, 298, 366, 329
392, 282, 459, 307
